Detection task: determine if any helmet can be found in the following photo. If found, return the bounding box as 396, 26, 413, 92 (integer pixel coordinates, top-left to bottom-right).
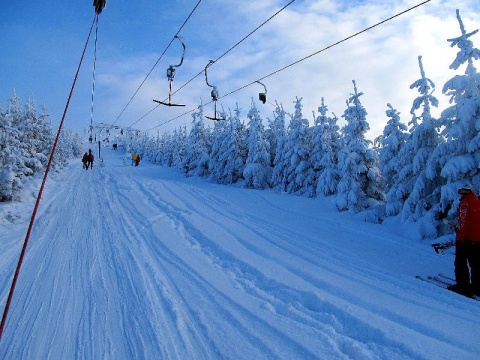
458, 185, 474, 195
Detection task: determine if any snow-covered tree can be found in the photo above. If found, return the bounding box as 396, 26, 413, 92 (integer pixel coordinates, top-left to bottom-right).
377, 103, 409, 216
336, 81, 384, 212
314, 98, 342, 196
282, 97, 313, 194
209, 116, 229, 182
243, 100, 271, 189
269, 103, 287, 189
172, 126, 187, 169
0, 93, 79, 201
426, 9, 480, 222
182, 106, 210, 177
215, 106, 246, 184
401, 56, 441, 226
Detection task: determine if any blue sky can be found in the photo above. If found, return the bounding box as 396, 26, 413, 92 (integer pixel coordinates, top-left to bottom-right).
1, 0, 480, 139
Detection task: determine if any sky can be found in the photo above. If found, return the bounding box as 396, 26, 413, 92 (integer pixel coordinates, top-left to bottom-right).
1, 0, 480, 140
2, 147, 480, 358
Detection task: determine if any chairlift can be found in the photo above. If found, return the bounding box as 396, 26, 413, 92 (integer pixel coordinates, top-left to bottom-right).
255, 80, 267, 104
93, 0, 107, 14
204, 60, 225, 121
153, 35, 186, 107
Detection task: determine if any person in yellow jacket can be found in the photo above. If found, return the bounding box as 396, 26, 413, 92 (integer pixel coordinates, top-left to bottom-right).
131, 152, 137, 166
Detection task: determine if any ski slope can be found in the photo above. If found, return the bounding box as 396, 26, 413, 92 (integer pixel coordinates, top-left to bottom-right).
1, 146, 479, 359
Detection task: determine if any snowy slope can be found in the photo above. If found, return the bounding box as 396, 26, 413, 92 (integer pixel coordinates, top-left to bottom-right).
1, 146, 479, 359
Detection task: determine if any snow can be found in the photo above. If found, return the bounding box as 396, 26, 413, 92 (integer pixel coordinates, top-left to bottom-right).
1, 146, 480, 359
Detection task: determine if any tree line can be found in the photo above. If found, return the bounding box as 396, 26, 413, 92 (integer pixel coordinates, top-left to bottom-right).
0, 93, 83, 202
122, 10, 478, 239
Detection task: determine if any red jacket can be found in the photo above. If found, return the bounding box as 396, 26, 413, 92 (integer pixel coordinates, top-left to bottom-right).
456, 192, 480, 243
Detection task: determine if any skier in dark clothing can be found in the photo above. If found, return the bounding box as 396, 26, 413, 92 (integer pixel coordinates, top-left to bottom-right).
82, 153, 89, 170
447, 185, 480, 296
86, 149, 94, 170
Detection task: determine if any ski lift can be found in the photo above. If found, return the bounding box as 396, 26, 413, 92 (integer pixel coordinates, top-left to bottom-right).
255, 80, 267, 104
93, 0, 107, 14
204, 60, 225, 121
153, 35, 186, 107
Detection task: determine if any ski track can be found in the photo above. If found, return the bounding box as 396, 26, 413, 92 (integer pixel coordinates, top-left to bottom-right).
1, 148, 480, 359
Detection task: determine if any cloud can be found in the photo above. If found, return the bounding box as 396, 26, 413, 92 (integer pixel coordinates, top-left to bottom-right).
75, 1, 480, 141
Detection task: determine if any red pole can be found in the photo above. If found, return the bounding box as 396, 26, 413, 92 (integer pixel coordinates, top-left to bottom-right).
0, 15, 97, 340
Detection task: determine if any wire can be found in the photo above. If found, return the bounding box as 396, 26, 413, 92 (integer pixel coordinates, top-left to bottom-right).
147, 0, 431, 131
132, 0, 297, 130
111, 0, 203, 127
90, 16, 99, 134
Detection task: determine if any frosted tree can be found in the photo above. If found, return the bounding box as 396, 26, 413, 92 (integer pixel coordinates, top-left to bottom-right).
377, 103, 409, 216
336, 81, 384, 212
314, 98, 341, 196
282, 97, 312, 194
172, 126, 187, 169
182, 106, 210, 177
216, 105, 246, 184
401, 56, 440, 226
269, 103, 287, 189
209, 116, 229, 183
1, 93, 29, 199
243, 100, 271, 189
160, 133, 174, 167
55, 129, 83, 169
426, 9, 480, 222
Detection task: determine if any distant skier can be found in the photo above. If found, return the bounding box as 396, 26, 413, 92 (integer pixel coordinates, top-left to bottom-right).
86, 149, 95, 170
447, 185, 480, 296
135, 154, 141, 167
131, 152, 137, 166
82, 152, 89, 170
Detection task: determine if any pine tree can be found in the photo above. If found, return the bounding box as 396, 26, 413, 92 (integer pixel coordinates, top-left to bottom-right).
401, 56, 440, 226
182, 106, 210, 177
282, 97, 312, 194
314, 98, 341, 196
269, 103, 287, 189
378, 103, 409, 216
243, 100, 271, 189
336, 81, 384, 212
216, 106, 246, 184
209, 116, 229, 183
172, 126, 187, 169
426, 9, 480, 221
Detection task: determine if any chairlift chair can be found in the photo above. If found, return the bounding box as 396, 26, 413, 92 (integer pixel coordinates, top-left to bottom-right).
255, 80, 267, 104
94, 0, 107, 14
204, 60, 225, 121
153, 35, 186, 107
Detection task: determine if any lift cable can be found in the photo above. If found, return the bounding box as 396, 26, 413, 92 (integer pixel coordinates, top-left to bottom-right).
0, 14, 98, 340
89, 16, 100, 139
111, 0, 203, 127
146, 0, 431, 131
129, 0, 296, 129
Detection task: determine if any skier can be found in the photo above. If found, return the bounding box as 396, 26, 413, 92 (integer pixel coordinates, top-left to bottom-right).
87, 149, 95, 170
447, 185, 480, 296
135, 154, 141, 167
82, 152, 89, 170
131, 152, 137, 166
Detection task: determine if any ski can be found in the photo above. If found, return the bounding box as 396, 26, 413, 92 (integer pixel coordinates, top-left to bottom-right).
416, 275, 449, 289
417, 274, 479, 300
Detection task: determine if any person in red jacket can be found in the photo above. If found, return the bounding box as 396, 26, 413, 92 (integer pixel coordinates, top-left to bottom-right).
86, 149, 94, 170
448, 185, 480, 296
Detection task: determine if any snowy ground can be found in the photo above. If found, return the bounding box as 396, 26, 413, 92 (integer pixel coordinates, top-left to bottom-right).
1, 145, 479, 359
